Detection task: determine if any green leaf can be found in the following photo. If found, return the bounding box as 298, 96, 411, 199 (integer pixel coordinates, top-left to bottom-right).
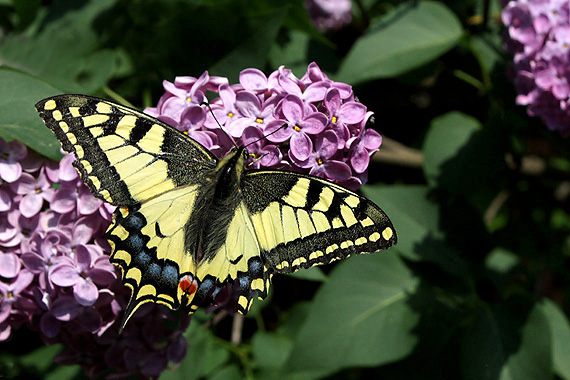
11, 0, 41, 29
207, 365, 242, 380
542, 300, 570, 380
498, 302, 552, 380
160, 323, 230, 380
422, 111, 505, 195
269, 27, 338, 79
252, 303, 313, 380
44, 364, 82, 380
0, 68, 64, 160
362, 185, 435, 259
287, 266, 327, 282
269, 30, 312, 77
276, 301, 312, 338
484, 248, 522, 290
0, 0, 120, 93
285, 254, 419, 378
460, 308, 507, 380
336, 1, 463, 84
461, 300, 552, 380
18, 344, 62, 373
252, 331, 293, 369
2, 343, 81, 380
210, 11, 285, 82
423, 112, 480, 190
468, 33, 505, 87
485, 248, 520, 274
362, 185, 468, 273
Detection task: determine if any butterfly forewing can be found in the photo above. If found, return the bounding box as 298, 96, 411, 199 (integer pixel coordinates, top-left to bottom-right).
241, 171, 397, 273
35, 95, 217, 205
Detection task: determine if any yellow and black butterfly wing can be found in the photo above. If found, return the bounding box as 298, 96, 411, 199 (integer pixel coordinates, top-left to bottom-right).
107, 185, 206, 324
189, 169, 397, 315
242, 171, 397, 273
35, 95, 217, 205
188, 200, 273, 314
35, 95, 217, 324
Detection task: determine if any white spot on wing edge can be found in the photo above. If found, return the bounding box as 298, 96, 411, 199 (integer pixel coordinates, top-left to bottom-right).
382, 227, 394, 241
96, 102, 113, 114
44, 100, 56, 110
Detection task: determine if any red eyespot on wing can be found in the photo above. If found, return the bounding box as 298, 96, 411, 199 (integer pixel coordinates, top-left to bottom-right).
179, 275, 198, 295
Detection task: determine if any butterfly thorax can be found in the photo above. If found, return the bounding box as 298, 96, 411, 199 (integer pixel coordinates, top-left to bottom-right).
213, 146, 248, 199
195, 146, 249, 262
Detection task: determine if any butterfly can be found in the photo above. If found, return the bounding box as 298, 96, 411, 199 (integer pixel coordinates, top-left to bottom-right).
36, 94, 397, 328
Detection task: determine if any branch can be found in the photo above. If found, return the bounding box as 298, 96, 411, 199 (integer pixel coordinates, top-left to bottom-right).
372, 137, 423, 168
231, 313, 244, 345
373, 137, 548, 177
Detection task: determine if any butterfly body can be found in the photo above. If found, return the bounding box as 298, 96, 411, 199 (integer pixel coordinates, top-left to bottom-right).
36, 94, 397, 328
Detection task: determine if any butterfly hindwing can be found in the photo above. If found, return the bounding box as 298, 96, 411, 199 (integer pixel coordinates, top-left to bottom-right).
190, 201, 272, 314
241, 171, 397, 273
35, 95, 217, 205
107, 185, 203, 323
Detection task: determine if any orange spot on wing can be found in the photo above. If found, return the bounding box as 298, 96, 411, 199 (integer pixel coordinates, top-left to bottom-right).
179, 275, 198, 295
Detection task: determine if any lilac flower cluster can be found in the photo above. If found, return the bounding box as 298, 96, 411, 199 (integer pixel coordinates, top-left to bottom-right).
502, 0, 570, 136
305, 0, 352, 32
146, 62, 381, 189
0, 140, 188, 378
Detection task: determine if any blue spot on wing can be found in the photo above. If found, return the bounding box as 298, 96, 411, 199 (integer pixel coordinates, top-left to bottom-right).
126, 234, 145, 253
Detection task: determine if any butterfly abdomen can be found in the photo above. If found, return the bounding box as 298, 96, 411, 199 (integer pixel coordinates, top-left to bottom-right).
200, 147, 250, 261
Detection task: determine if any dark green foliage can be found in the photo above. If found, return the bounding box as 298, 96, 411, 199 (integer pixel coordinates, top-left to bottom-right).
2, 0, 570, 379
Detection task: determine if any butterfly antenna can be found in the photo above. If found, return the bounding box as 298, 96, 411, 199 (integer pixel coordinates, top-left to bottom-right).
242, 123, 288, 150
200, 101, 239, 150
244, 123, 288, 167
247, 145, 282, 168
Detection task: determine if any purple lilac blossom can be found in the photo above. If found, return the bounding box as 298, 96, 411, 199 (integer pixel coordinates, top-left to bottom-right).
502, 0, 570, 136
146, 62, 381, 190
305, 0, 352, 32
0, 139, 27, 183
0, 138, 188, 378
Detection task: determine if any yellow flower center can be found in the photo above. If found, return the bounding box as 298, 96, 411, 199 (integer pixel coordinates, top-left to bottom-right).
228, 112, 234, 118
331, 116, 337, 123
294, 125, 301, 132
186, 96, 192, 102
317, 158, 323, 165
256, 118, 263, 124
